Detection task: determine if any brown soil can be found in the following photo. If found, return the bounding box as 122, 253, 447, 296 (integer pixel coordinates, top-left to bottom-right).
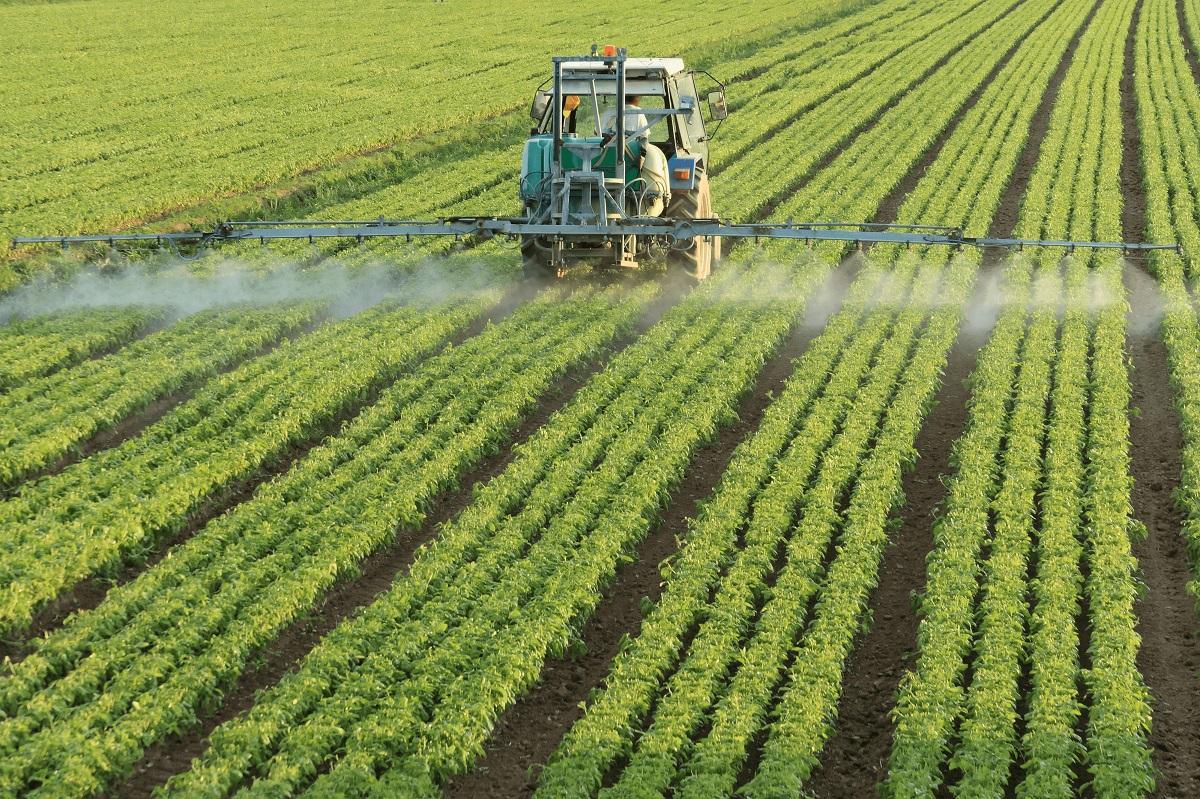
1126, 270, 1200, 799
1121, 5, 1200, 794
112, 283, 672, 798
443, 280, 850, 799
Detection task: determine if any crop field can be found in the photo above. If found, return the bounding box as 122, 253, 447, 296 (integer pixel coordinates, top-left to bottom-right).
2, 0, 1200, 797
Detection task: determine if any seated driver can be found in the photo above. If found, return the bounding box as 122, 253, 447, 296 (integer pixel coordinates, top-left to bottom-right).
599, 94, 651, 143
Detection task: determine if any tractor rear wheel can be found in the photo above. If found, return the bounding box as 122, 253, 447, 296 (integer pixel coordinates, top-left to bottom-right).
665, 172, 716, 281
521, 236, 557, 281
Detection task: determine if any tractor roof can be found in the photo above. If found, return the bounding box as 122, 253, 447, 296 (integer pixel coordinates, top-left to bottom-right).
558, 57, 686, 77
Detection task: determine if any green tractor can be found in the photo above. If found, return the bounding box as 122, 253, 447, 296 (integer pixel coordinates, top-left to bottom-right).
519, 45, 729, 280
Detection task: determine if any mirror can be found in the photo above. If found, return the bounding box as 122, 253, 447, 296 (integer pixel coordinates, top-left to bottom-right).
530, 90, 552, 122
707, 91, 728, 121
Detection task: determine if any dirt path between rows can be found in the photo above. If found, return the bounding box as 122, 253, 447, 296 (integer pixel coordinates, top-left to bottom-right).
443, 265, 858, 799
1121, 3, 1200, 792
1126, 269, 1200, 799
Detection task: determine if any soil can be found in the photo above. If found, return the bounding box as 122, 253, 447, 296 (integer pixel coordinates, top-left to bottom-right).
1120, 6, 1200, 794
112, 282, 673, 798
443, 272, 855, 799
1126, 271, 1200, 799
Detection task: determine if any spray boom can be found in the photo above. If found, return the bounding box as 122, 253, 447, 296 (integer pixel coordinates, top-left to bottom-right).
11, 217, 1181, 257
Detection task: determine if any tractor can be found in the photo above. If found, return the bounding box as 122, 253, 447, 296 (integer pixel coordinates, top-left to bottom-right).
519, 44, 728, 280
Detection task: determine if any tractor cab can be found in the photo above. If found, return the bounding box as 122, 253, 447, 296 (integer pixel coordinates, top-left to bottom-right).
519, 46, 728, 280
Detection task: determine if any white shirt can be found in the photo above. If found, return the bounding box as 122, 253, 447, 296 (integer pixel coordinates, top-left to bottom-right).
599, 104, 651, 140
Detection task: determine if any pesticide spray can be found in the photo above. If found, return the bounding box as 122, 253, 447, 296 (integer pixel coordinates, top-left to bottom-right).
0, 255, 503, 324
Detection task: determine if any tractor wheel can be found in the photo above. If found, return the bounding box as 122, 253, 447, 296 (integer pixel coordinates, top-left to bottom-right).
521, 235, 557, 281
665, 172, 716, 281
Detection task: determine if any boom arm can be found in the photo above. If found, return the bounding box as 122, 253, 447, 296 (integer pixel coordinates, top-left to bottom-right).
11, 217, 1181, 254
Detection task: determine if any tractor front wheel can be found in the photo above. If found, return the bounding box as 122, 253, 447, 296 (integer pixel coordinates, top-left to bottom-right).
665, 172, 717, 281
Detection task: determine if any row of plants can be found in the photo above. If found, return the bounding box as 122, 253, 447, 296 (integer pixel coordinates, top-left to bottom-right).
0, 286, 653, 798
882, 264, 1032, 795
634, 263, 942, 799
1083, 257, 1155, 795
742, 258, 972, 799
0, 303, 316, 488
888, 0, 1154, 793
946, 261, 1059, 797
0, 306, 161, 390
0, 297, 490, 636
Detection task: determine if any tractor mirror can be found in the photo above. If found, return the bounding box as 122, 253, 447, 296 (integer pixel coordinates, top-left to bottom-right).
530, 91, 552, 121
707, 91, 728, 121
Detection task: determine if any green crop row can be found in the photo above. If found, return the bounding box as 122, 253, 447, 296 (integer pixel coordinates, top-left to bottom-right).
612, 265, 928, 799
0, 306, 161, 390
947, 262, 1056, 797
0, 297, 489, 636
1017, 261, 1094, 796
0, 286, 649, 798
1083, 259, 1154, 795
663, 264, 938, 799
888, 0, 1154, 793
883, 266, 1031, 796
0, 303, 317, 489
1138, 0, 1200, 598
743, 259, 971, 799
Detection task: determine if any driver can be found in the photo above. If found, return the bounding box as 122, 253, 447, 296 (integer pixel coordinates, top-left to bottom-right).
599, 94, 650, 143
